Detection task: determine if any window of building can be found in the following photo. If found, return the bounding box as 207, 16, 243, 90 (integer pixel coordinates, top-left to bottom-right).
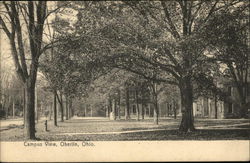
228, 103, 233, 113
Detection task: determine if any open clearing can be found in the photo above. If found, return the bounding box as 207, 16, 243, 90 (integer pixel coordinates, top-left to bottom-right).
0, 117, 249, 141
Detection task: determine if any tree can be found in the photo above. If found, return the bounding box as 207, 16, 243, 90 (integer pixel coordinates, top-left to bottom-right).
103, 0, 247, 131
201, 4, 250, 118
0, 1, 66, 139
0, 1, 47, 139
55, 1, 246, 131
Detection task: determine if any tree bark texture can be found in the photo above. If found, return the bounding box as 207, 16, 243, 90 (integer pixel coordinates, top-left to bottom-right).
24, 81, 36, 139
179, 78, 195, 132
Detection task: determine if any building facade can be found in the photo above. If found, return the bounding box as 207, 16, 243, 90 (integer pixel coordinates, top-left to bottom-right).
193, 83, 250, 119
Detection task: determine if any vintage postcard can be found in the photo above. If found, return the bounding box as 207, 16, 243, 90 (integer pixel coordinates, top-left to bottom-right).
0, 1, 249, 162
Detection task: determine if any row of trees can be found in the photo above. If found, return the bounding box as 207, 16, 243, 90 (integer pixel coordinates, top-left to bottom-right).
59, 1, 249, 131
0, 69, 23, 119
0, 1, 249, 139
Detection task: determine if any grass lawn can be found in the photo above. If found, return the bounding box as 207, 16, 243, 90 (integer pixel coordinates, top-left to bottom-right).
0, 117, 249, 141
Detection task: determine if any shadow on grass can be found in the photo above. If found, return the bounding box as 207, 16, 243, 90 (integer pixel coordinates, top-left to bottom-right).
35, 128, 250, 141
62, 120, 109, 123
118, 129, 250, 140
0, 124, 24, 132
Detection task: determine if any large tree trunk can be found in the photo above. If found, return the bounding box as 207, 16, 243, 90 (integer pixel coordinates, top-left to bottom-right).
179, 78, 195, 132
24, 80, 36, 139
125, 88, 130, 120
53, 90, 57, 126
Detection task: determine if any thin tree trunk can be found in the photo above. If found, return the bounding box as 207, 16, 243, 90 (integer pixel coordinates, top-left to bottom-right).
49, 102, 52, 120
125, 88, 130, 120
23, 87, 26, 126
35, 85, 38, 123
57, 92, 64, 122
61, 93, 64, 121
108, 96, 112, 118
141, 104, 145, 120
70, 99, 73, 118
214, 93, 217, 119
166, 103, 168, 117
106, 105, 108, 117
90, 105, 93, 117
53, 89, 57, 126
239, 89, 247, 118
84, 104, 87, 117
149, 104, 151, 117
113, 99, 116, 120
2, 96, 6, 118
71, 108, 74, 117
65, 95, 69, 120
141, 90, 145, 120
5, 96, 10, 119
159, 102, 161, 118
135, 89, 140, 121
117, 90, 121, 120
168, 103, 171, 117
12, 99, 15, 118
153, 96, 159, 125
57, 100, 60, 119
68, 98, 72, 118
151, 83, 159, 125
173, 100, 177, 119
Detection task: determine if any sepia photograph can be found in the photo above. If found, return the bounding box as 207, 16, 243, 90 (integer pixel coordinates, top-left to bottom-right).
0, 0, 249, 162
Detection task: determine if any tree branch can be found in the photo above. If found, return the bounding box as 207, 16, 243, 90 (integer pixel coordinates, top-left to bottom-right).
0, 16, 11, 38
160, 1, 180, 39
10, 1, 29, 78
